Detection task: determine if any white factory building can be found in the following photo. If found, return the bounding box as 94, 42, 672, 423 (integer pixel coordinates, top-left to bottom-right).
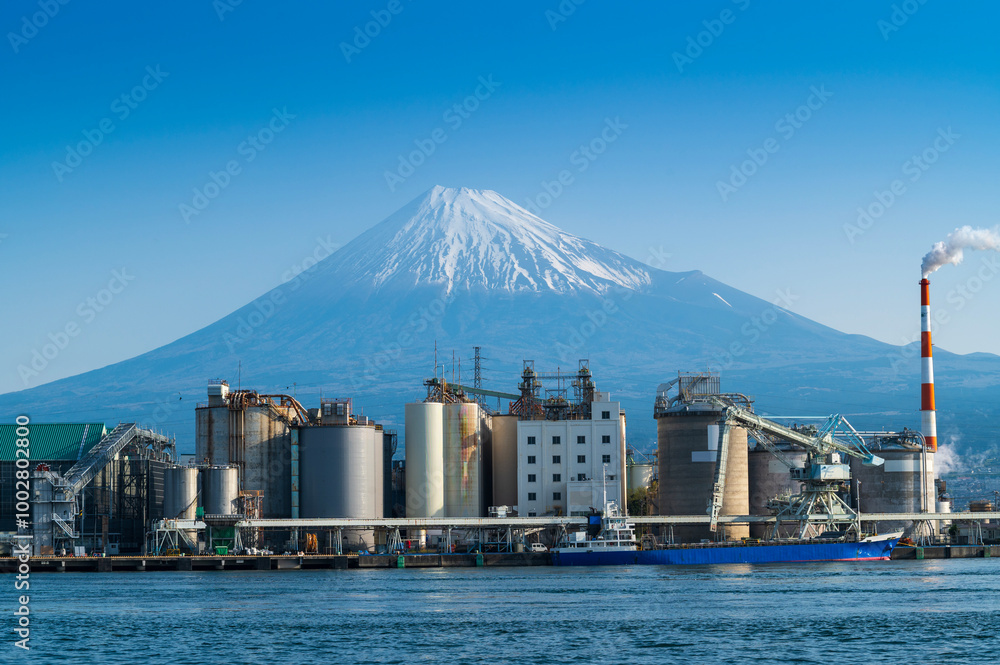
516, 392, 626, 517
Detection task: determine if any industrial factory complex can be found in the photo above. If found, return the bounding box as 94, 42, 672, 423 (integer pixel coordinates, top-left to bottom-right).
2, 280, 999, 563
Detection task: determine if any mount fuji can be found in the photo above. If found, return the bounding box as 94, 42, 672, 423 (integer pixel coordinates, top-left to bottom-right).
3, 186, 1000, 454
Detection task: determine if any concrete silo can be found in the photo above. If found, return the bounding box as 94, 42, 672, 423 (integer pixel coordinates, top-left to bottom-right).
195, 381, 298, 520
747, 445, 806, 539
851, 447, 933, 533
490, 414, 518, 510
656, 404, 749, 542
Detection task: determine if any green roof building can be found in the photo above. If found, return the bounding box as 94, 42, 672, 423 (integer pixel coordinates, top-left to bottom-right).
0, 423, 108, 462
1, 422, 171, 554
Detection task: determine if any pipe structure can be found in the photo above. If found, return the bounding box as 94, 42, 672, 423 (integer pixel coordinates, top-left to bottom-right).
919, 279, 938, 452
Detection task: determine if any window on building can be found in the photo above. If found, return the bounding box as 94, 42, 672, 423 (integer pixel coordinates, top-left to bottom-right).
602, 435, 611, 444
602, 410, 611, 420
602, 454, 611, 464
527, 436, 536, 445
577, 473, 586, 481
607, 475, 616, 480
552, 455, 561, 464
528, 511, 536, 517
528, 492, 536, 501
553, 492, 561, 500
577, 435, 586, 444
553, 473, 561, 482
527, 455, 536, 464
552, 435, 561, 445
577, 455, 586, 464
527, 474, 536, 482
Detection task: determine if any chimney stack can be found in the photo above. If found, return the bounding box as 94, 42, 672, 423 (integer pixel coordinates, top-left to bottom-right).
919, 278, 938, 452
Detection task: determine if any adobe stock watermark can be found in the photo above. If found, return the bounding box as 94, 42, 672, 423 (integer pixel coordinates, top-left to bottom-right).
716, 85, 833, 202
213, 0, 246, 21
223, 235, 342, 352
12, 414, 32, 651
885, 254, 999, 378
349, 290, 456, 389
52, 65, 169, 182
645, 245, 672, 270
522, 117, 628, 216
843, 127, 959, 244
7, 0, 70, 53
179, 107, 295, 223
383, 76, 501, 192
340, 0, 408, 62
555, 288, 634, 362
18, 269, 135, 386
711, 288, 799, 370
878, 0, 929, 41
673, 0, 752, 73
545, 0, 586, 31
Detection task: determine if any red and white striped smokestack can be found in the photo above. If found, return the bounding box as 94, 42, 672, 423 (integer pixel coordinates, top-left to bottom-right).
920, 278, 938, 452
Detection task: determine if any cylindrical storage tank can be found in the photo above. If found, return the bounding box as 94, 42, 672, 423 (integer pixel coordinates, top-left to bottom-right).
161, 465, 199, 549
202, 465, 239, 515
174, 467, 199, 520
443, 402, 482, 518
195, 401, 292, 520
626, 463, 655, 493
747, 446, 807, 539
405, 402, 445, 520
851, 448, 925, 533
195, 405, 230, 465
656, 406, 749, 542
936, 497, 952, 533
373, 428, 384, 524
298, 425, 382, 551
491, 415, 518, 510
239, 406, 293, 519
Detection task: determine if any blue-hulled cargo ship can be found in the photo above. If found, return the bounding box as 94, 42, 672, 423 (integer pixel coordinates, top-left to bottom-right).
550, 501, 900, 566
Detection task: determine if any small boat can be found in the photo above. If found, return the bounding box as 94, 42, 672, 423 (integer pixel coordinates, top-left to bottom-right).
550, 500, 639, 565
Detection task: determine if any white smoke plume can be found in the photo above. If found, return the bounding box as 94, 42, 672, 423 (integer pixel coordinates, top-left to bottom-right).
935, 436, 998, 477
934, 440, 961, 475
921, 225, 1000, 277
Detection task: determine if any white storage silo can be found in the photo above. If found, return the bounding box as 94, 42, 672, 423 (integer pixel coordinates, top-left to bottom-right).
626, 462, 654, 493
405, 402, 445, 519
443, 402, 482, 518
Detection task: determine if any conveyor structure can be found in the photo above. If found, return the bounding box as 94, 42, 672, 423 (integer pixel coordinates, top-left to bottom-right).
30, 423, 175, 555
706, 397, 885, 539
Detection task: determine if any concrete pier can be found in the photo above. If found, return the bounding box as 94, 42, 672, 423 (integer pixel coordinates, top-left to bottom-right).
2, 547, 993, 572
0, 551, 551, 573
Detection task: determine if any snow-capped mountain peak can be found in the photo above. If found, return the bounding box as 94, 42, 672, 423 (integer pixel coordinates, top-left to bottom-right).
329, 186, 653, 294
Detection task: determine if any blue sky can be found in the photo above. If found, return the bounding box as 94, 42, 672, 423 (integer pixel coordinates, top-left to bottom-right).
2, 1, 999, 395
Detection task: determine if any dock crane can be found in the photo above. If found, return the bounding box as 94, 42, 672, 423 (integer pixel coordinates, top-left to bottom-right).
705, 396, 885, 540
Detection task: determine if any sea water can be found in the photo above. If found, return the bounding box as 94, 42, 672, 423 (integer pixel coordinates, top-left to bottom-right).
9, 559, 1000, 664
